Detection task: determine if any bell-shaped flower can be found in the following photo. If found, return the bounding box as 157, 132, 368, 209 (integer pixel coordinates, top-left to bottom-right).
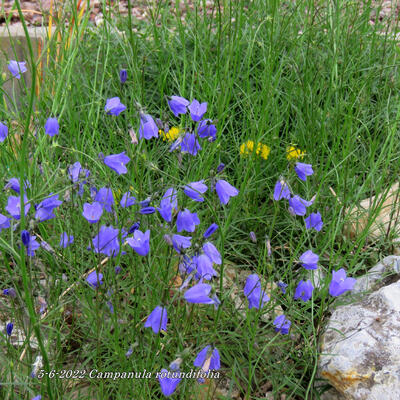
103, 152, 130, 175
94, 187, 114, 212
44, 117, 59, 137
104, 97, 126, 116
176, 209, 200, 233
168, 95, 189, 117
139, 113, 158, 140
215, 179, 239, 205
8, 60, 27, 79
126, 229, 150, 256
144, 306, 167, 333
188, 99, 207, 121
184, 180, 208, 202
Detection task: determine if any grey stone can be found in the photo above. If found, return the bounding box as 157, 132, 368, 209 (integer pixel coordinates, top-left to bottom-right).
319, 281, 400, 399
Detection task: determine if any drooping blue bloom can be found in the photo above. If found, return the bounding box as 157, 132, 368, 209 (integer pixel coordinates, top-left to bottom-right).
184, 283, 215, 304
188, 99, 207, 121
195, 254, 217, 280
59, 232, 74, 248
120, 192, 136, 208
249, 231, 257, 243
215, 179, 239, 205
295, 162, 314, 181
184, 180, 208, 202
176, 209, 200, 233
21, 231, 40, 256
0, 214, 10, 233
92, 225, 120, 257
203, 223, 218, 238
31, 396, 42, 400
273, 180, 291, 201
273, 315, 291, 335
294, 280, 314, 302
194, 346, 221, 371
35, 194, 62, 221
168, 95, 190, 117
140, 198, 151, 208
172, 234, 192, 253
125, 346, 133, 358
139, 113, 159, 139
198, 119, 217, 140
203, 242, 221, 265
140, 207, 156, 215
144, 305, 168, 333
6, 194, 30, 220
243, 274, 269, 309
288, 195, 313, 216
157, 188, 178, 222
4, 177, 30, 194
329, 269, 356, 297
115, 265, 122, 274
6, 322, 13, 336
305, 212, 323, 232
126, 229, 150, 256
44, 117, 59, 137
128, 221, 140, 234
105, 97, 126, 116
82, 202, 103, 223
40, 241, 54, 253
180, 133, 202, 156
216, 163, 225, 173
3, 288, 16, 298
103, 151, 130, 175
21, 230, 30, 246
0, 121, 8, 142
277, 281, 288, 294
8, 60, 27, 79
86, 271, 103, 289
158, 368, 181, 397
299, 250, 319, 270
94, 187, 114, 212
119, 69, 127, 83
68, 162, 83, 183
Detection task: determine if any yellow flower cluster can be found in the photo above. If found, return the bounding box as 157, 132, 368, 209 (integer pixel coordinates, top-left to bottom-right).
159, 127, 181, 142
286, 146, 305, 160
239, 140, 271, 160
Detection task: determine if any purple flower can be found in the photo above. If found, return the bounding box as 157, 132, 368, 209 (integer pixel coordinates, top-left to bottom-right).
194, 346, 221, 371
144, 306, 167, 333
195, 254, 217, 280
299, 250, 319, 270
172, 234, 192, 253
139, 113, 159, 140
184, 283, 215, 304
0, 214, 10, 232
119, 69, 127, 83
6, 322, 13, 336
329, 268, 356, 297
103, 152, 130, 175
188, 99, 207, 121
168, 95, 190, 117
215, 179, 239, 205
86, 271, 103, 289
31, 396, 42, 400
203, 242, 221, 264
115, 265, 122, 274
59, 232, 74, 248
120, 192, 136, 208
305, 212, 323, 232
216, 163, 225, 173
295, 162, 314, 181
140, 207, 156, 215
140, 198, 151, 208
21, 231, 40, 257
158, 368, 181, 397
198, 119, 216, 140
21, 230, 30, 246
243, 274, 269, 309
6, 194, 30, 220
277, 281, 288, 294
204, 223, 218, 238
95, 187, 114, 212
288, 195, 313, 216
128, 221, 140, 234
249, 231, 257, 243
44, 117, 59, 137
294, 280, 314, 302
176, 209, 200, 233
92, 225, 121, 257
8, 60, 27, 79
180, 133, 201, 156
273, 315, 291, 335
35, 194, 62, 221
0, 121, 8, 142
3, 288, 16, 298
105, 97, 126, 116
82, 202, 103, 223
158, 188, 177, 222
184, 180, 208, 202
68, 162, 83, 183
273, 180, 291, 201
126, 229, 150, 256
4, 177, 31, 194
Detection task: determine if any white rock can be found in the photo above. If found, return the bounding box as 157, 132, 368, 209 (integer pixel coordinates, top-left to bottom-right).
319, 282, 400, 399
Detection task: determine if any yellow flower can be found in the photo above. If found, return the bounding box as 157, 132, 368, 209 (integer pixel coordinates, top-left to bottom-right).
286, 146, 305, 160
160, 127, 181, 142
240, 140, 270, 160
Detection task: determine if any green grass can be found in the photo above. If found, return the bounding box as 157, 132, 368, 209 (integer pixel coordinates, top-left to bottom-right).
0, 0, 400, 398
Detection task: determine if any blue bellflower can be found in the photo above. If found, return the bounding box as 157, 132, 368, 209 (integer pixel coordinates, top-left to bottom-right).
288, 195, 313, 216
0, 214, 10, 232
144, 306, 168, 333
194, 346, 221, 371
8, 60, 27, 79
119, 69, 127, 83
35, 194, 62, 222
305, 212, 323, 232
105, 97, 126, 116
273, 180, 291, 201
21, 230, 40, 257
0, 121, 8, 142
94, 187, 114, 212
215, 179, 239, 205
176, 209, 200, 233
243, 274, 269, 309
180, 133, 201, 156
203, 242, 221, 264
103, 152, 130, 175
60, 232, 74, 248
158, 187, 178, 222
203, 223, 218, 238
120, 192, 136, 208
158, 369, 181, 397
188, 99, 207, 121
295, 162, 314, 181
139, 113, 159, 140
198, 119, 217, 140
172, 234, 192, 253
6, 194, 30, 220
329, 269, 356, 297
273, 315, 291, 335
82, 202, 103, 223
44, 117, 59, 137
168, 95, 190, 117
6, 322, 13, 336
299, 250, 319, 270
126, 229, 150, 256
184, 180, 208, 202
86, 271, 103, 289
184, 283, 218, 306
92, 225, 120, 257
294, 280, 314, 302
195, 254, 217, 280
